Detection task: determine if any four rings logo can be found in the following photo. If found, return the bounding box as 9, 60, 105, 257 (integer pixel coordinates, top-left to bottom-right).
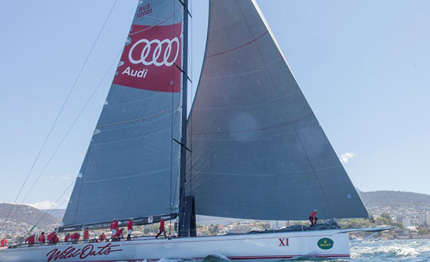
113, 23, 182, 92
128, 38, 180, 67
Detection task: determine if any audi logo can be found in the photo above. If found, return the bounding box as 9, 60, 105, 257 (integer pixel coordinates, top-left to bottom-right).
128, 38, 180, 67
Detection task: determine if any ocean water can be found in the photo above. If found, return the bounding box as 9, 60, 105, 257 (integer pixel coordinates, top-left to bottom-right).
192, 239, 430, 262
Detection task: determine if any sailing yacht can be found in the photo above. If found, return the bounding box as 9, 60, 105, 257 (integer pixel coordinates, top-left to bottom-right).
0, 0, 389, 261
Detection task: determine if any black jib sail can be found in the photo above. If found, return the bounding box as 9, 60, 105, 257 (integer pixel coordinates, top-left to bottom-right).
185, 0, 368, 221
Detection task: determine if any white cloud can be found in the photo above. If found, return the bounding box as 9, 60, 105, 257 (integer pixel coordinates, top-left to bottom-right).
49, 174, 71, 180
339, 152, 356, 163
27, 201, 56, 210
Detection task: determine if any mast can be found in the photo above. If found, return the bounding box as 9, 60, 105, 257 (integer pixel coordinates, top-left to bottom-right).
178, 0, 195, 237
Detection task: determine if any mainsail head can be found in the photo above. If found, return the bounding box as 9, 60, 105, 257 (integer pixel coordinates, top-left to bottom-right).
62, 0, 184, 227
186, 0, 369, 221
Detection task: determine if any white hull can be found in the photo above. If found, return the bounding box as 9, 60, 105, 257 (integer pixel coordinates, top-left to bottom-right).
0, 230, 350, 262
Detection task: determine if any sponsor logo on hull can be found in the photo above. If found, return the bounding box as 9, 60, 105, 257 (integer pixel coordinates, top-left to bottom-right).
317, 238, 334, 250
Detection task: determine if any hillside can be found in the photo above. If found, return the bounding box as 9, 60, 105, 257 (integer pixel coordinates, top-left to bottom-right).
359, 190, 430, 219
360, 191, 430, 206
0, 203, 60, 238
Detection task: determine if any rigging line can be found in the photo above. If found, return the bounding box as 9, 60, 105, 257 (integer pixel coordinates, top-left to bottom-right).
23, 181, 74, 239
96, 104, 180, 128
10, 50, 123, 220
6, 0, 118, 220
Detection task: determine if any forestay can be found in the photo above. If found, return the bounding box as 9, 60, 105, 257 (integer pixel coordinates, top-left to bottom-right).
186, 0, 368, 220
62, 0, 184, 226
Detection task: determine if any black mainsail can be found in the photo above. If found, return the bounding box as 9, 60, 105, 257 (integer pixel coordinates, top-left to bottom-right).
185, 0, 368, 221
62, 0, 185, 229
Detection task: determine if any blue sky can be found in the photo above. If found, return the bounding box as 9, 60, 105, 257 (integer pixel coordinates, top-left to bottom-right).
0, 0, 429, 210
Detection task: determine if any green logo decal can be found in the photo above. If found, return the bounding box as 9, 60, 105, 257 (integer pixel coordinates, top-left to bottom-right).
317, 238, 334, 250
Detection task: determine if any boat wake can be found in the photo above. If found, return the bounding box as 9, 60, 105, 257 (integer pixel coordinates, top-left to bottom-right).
286, 255, 347, 261
351, 239, 430, 260
202, 254, 231, 262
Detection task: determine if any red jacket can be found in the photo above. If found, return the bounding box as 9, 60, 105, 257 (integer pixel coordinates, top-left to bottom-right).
71, 233, 80, 241
64, 234, 70, 242
127, 219, 133, 230
310, 211, 317, 218
160, 219, 165, 230
99, 233, 106, 241
83, 229, 90, 240
53, 235, 60, 244
110, 220, 119, 230
38, 234, 45, 243
26, 235, 35, 244
115, 228, 123, 238
47, 232, 55, 242
0, 238, 7, 247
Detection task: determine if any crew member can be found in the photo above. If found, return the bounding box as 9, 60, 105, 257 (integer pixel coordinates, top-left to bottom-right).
114, 228, 123, 241
309, 209, 318, 226
64, 233, 71, 243
83, 227, 90, 243
99, 232, 107, 242
47, 232, 59, 245
25, 235, 36, 247
38, 232, 45, 243
53, 234, 60, 244
110, 218, 119, 240
127, 218, 133, 241
0, 237, 7, 247
71, 232, 80, 244
47, 232, 55, 245
156, 219, 167, 239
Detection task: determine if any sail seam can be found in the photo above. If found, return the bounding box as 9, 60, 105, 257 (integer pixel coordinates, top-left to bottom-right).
191, 113, 313, 135
96, 104, 179, 128
77, 168, 173, 184
129, 6, 182, 36
205, 31, 268, 58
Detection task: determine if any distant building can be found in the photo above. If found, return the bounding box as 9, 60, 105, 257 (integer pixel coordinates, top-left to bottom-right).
396, 216, 403, 224
418, 213, 430, 226
402, 218, 414, 228
269, 221, 277, 229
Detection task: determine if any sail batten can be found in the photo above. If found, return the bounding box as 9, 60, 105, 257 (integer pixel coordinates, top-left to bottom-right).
185, 0, 368, 221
